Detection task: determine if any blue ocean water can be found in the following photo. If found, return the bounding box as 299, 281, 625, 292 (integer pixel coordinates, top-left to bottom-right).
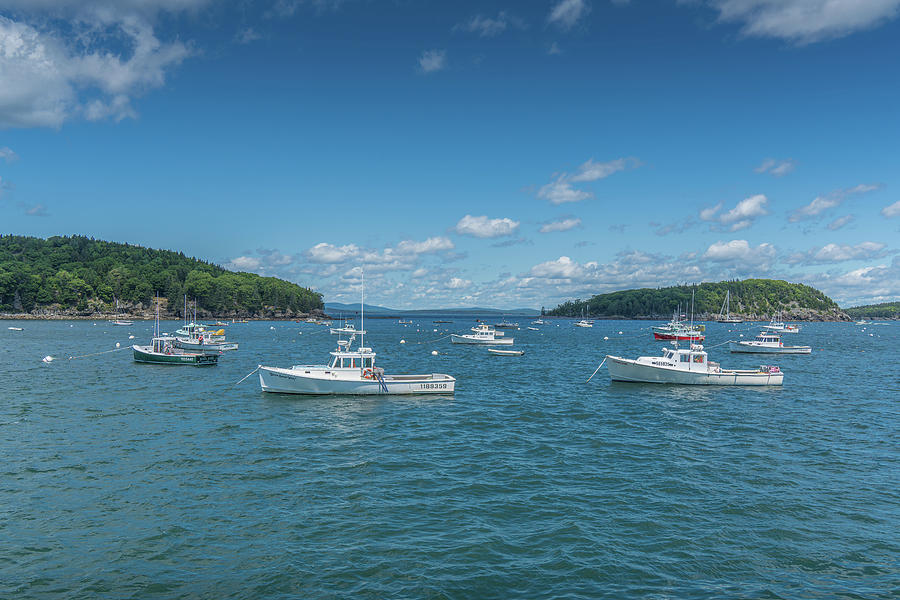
1, 318, 898, 598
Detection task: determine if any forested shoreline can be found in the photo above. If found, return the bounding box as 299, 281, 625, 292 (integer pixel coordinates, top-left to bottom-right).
844, 302, 900, 319
0, 235, 323, 319
548, 279, 850, 321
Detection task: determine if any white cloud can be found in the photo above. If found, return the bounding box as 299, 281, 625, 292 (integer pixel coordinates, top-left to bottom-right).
306, 242, 360, 264
227, 256, 262, 271
446, 277, 471, 289
755, 158, 795, 176
537, 157, 639, 205
417, 49, 446, 74
882, 200, 900, 218
789, 184, 880, 222
707, 0, 900, 43
787, 241, 888, 265
537, 176, 592, 205
0, 146, 18, 161
700, 194, 769, 231
548, 0, 590, 30
827, 215, 854, 230
703, 239, 776, 268
455, 12, 522, 37
539, 218, 581, 233
395, 236, 454, 255
0, 4, 195, 128
455, 214, 520, 238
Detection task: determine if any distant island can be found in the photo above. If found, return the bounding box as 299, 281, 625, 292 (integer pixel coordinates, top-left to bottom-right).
324, 302, 540, 319
547, 279, 850, 321
844, 302, 900, 320
0, 235, 323, 319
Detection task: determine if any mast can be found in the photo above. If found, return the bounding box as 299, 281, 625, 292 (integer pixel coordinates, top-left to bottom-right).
359, 269, 366, 346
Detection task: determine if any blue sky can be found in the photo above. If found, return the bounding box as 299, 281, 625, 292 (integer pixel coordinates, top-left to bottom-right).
1, 0, 899, 309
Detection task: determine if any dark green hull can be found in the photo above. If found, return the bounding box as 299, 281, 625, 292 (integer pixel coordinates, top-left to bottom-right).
132, 345, 218, 366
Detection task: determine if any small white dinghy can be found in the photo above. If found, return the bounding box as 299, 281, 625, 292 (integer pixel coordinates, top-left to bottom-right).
488, 348, 524, 356
8, 327, 23, 331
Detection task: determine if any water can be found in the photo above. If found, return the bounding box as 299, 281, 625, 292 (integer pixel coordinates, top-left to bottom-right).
2, 319, 898, 598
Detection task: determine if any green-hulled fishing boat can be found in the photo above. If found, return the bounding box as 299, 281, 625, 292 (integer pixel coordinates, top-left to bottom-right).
132, 297, 219, 366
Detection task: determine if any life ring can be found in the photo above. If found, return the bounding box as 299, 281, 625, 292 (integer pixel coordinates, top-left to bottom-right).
362, 368, 374, 380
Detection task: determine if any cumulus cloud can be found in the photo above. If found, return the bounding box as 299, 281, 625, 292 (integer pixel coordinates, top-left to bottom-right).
755, 158, 795, 176
455, 214, 520, 238
539, 217, 581, 233
882, 200, 900, 218
700, 194, 769, 231
0, 146, 18, 161
705, 0, 900, 44
417, 49, 446, 74
306, 242, 360, 264
537, 157, 640, 205
787, 241, 888, 265
395, 236, 454, 255
548, 0, 590, 30
0, 2, 197, 128
703, 239, 776, 268
789, 184, 880, 222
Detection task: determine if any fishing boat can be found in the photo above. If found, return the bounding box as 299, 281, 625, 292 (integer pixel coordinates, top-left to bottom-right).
494, 319, 519, 329
527, 326, 539, 331
652, 324, 704, 341
488, 348, 524, 356
574, 307, 593, 327
258, 274, 455, 395
729, 332, 811, 354
716, 290, 743, 323
133, 299, 219, 366
604, 343, 783, 385
174, 327, 238, 352
532, 319, 545, 325
762, 314, 800, 334
398, 319, 413, 325
451, 328, 514, 345
471, 323, 505, 337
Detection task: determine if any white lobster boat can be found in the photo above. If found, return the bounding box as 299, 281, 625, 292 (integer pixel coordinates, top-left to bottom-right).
729, 332, 810, 354
470, 323, 505, 337
451, 329, 514, 345
605, 343, 783, 386
259, 274, 455, 395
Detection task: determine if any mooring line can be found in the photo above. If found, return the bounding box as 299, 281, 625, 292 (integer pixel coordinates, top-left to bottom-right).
234, 365, 261, 386
68, 346, 130, 360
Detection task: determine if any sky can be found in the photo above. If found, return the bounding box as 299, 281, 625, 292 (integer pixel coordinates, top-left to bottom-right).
1, 0, 899, 309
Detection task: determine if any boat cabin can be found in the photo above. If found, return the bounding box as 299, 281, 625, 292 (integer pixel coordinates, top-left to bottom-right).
655, 344, 710, 371
754, 333, 782, 345
151, 336, 177, 354
328, 344, 376, 370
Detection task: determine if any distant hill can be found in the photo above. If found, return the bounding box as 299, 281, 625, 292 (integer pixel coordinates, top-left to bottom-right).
547, 279, 849, 321
324, 302, 540, 318
0, 234, 323, 318
844, 302, 900, 319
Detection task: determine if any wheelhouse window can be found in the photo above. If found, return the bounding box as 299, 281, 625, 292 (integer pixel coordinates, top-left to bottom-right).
693, 354, 704, 363
680, 354, 690, 363
363, 357, 373, 368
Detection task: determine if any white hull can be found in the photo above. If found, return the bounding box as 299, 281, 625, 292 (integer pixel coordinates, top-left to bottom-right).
259, 366, 455, 395
729, 342, 810, 354
606, 356, 783, 386
488, 348, 524, 356
175, 338, 238, 351
450, 334, 513, 345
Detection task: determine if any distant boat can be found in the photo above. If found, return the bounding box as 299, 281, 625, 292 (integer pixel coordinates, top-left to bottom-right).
527, 326, 539, 331
488, 348, 524, 356
729, 332, 811, 354
451, 329, 514, 345
716, 290, 743, 323
574, 308, 593, 327
762, 314, 800, 334
531, 319, 545, 325
398, 319, 413, 325
433, 320, 453, 324
494, 320, 519, 329
109, 297, 133, 325
605, 343, 784, 385
8, 326, 23, 331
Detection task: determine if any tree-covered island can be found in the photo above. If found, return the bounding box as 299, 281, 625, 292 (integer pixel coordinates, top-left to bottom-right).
0, 235, 323, 319
547, 279, 850, 321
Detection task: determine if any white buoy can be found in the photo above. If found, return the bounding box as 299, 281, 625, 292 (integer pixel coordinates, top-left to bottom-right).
115, 342, 120, 348
431, 350, 439, 356
603, 336, 609, 340
70, 324, 73, 327
400, 339, 406, 344
433, 328, 437, 332
739, 334, 744, 337
42, 355, 54, 363
298, 332, 302, 335
270, 326, 275, 330
618, 331, 623, 335
128, 335, 135, 339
